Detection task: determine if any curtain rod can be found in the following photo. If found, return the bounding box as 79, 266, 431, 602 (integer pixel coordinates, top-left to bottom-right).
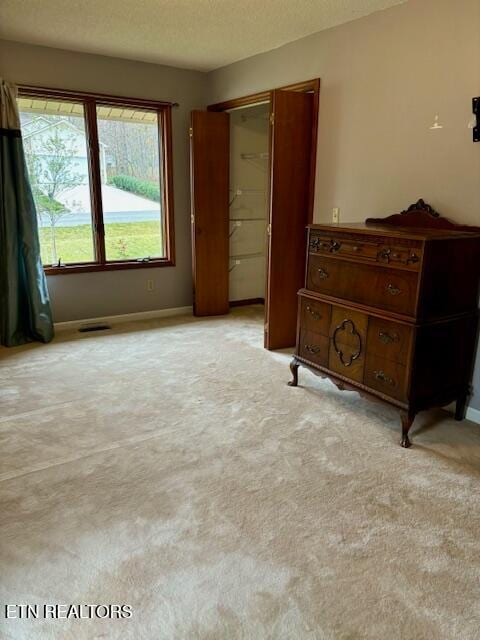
17, 84, 179, 109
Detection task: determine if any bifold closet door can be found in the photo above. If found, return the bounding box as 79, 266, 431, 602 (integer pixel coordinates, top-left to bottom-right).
265, 90, 314, 350
190, 111, 230, 316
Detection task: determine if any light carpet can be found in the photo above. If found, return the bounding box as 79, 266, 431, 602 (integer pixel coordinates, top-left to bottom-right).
1, 305, 480, 640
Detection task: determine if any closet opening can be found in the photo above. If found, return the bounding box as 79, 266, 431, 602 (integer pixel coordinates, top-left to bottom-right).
227, 101, 270, 312
190, 78, 320, 349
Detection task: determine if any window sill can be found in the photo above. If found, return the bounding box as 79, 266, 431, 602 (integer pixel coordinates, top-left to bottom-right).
44, 258, 175, 276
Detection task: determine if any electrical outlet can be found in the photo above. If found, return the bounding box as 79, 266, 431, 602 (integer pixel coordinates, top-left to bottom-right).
332, 207, 340, 223
146, 279, 155, 292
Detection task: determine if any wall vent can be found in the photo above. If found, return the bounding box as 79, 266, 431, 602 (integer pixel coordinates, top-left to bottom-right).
78, 323, 112, 333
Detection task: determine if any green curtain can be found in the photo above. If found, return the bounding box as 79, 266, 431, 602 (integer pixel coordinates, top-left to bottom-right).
0, 80, 54, 347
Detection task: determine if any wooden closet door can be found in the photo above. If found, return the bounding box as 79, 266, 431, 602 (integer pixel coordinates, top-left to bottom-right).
190, 110, 230, 316
265, 90, 314, 349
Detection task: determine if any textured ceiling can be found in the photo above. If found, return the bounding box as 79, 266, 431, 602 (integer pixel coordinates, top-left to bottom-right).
0, 0, 407, 72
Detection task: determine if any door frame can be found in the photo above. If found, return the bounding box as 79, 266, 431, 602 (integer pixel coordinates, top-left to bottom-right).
207, 78, 320, 224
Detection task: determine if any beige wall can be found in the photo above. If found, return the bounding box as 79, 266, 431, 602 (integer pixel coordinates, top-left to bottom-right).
207, 0, 480, 412
207, 0, 480, 226
0, 39, 207, 322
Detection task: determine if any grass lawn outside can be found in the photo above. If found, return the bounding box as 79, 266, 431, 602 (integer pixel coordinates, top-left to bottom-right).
39, 221, 164, 265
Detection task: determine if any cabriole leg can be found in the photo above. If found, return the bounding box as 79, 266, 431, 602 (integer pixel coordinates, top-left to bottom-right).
288, 358, 300, 387
400, 411, 415, 448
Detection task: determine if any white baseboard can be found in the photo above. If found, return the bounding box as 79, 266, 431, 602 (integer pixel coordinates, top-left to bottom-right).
54, 306, 193, 332
466, 406, 480, 424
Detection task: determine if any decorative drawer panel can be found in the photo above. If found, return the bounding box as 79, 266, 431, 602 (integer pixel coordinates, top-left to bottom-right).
300, 297, 331, 336
364, 354, 408, 402
309, 232, 422, 271
298, 331, 329, 367
307, 255, 418, 316
366, 317, 412, 365
327, 307, 368, 383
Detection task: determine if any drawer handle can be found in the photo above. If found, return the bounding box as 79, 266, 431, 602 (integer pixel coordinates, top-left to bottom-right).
386, 283, 401, 296
351, 245, 361, 252
378, 248, 420, 266
374, 370, 396, 386
318, 239, 341, 253
305, 344, 321, 354
378, 331, 399, 345
306, 305, 322, 321
317, 268, 329, 280
378, 248, 391, 262
407, 252, 420, 264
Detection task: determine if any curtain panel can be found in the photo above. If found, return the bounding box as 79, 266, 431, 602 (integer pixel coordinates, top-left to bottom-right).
0, 79, 54, 347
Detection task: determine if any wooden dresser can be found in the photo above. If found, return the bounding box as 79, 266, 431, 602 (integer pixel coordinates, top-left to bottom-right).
288, 200, 480, 447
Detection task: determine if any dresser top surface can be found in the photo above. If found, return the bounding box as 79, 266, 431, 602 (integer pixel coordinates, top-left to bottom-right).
308, 222, 480, 241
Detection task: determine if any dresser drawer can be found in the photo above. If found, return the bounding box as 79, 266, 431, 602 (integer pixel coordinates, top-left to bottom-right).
364, 354, 408, 402
299, 297, 331, 336
309, 233, 379, 261
366, 317, 413, 365
309, 232, 422, 271
298, 330, 329, 367
307, 255, 418, 316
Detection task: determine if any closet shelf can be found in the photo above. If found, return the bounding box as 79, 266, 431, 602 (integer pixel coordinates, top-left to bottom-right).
229, 253, 265, 272
229, 188, 265, 207
229, 219, 267, 238
230, 252, 265, 261
240, 152, 269, 160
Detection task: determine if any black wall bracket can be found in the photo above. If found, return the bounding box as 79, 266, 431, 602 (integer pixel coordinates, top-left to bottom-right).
473, 97, 480, 142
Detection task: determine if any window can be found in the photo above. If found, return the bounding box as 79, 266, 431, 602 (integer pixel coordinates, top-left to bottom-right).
17, 88, 175, 273
19, 99, 95, 265
96, 105, 164, 262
